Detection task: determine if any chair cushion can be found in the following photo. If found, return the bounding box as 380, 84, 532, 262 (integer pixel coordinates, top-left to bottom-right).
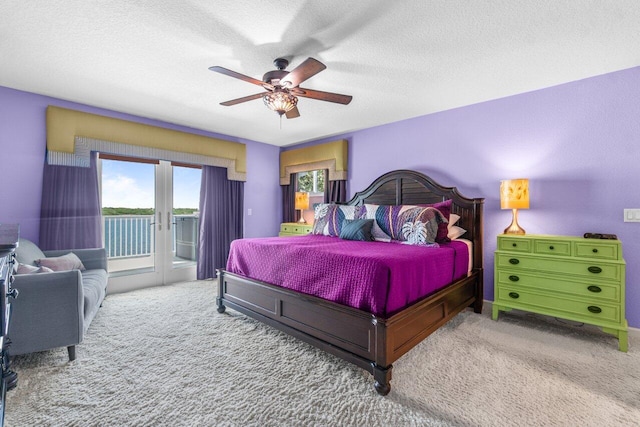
81, 269, 108, 319
15, 238, 46, 266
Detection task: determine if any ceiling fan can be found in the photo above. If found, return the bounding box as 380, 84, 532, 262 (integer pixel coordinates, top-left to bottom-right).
208, 57, 352, 119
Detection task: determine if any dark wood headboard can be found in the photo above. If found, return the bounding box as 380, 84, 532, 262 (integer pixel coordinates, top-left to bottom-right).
346, 170, 484, 270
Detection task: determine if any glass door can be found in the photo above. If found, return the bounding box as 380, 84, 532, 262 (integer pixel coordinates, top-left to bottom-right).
163, 162, 201, 284
101, 157, 200, 292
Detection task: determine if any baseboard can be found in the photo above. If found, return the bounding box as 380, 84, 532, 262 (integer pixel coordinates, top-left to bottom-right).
483, 300, 640, 343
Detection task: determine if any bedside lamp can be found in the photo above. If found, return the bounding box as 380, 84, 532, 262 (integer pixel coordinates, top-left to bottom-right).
295, 192, 309, 224
500, 179, 529, 235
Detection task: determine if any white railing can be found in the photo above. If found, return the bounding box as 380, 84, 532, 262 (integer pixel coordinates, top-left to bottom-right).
104, 215, 153, 259
104, 214, 199, 260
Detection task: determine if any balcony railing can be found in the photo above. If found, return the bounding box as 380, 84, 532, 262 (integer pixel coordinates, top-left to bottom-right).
104, 214, 199, 260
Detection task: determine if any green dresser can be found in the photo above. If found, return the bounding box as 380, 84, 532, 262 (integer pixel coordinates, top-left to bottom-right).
279, 222, 313, 237
493, 234, 627, 351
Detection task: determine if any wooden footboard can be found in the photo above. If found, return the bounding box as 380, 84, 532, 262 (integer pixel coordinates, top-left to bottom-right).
217, 268, 482, 395
217, 169, 484, 395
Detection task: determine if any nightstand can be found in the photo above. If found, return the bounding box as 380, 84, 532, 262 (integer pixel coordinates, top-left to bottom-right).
279, 222, 313, 237
493, 234, 628, 351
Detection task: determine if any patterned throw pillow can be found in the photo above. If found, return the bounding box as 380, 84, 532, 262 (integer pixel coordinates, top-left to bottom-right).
419, 199, 453, 243
312, 203, 331, 235
375, 205, 447, 246
361, 204, 392, 242
312, 204, 367, 237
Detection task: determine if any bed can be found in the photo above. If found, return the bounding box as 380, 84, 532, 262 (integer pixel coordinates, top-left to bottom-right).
217, 169, 484, 395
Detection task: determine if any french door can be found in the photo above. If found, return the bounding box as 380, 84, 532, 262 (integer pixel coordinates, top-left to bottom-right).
101, 157, 201, 293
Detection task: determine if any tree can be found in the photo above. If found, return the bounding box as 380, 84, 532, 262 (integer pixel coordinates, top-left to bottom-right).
297, 170, 324, 193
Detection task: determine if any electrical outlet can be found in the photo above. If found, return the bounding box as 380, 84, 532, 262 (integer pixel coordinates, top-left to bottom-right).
623, 209, 640, 222
248, 208, 252, 216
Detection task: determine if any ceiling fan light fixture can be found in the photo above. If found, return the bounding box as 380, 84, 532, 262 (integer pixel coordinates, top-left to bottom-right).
263, 89, 298, 116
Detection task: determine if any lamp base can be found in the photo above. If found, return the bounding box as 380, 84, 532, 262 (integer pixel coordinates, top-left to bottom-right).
504, 209, 525, 235
298, 209, 306, 224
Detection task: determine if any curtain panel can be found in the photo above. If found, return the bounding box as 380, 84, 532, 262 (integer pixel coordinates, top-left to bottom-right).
39, 151, 102, 250
281, 173, 296, 223
327, 179, 347, 203
197, 165, 244, 279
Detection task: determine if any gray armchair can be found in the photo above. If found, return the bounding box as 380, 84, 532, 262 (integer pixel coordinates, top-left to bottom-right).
8, 238, 108, 361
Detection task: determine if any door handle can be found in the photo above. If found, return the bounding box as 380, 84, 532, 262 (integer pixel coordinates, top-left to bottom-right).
167, 212, 171, 230
157, 212, 162, 231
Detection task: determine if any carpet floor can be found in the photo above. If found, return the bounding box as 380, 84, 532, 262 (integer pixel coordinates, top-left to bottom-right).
5, 280, 639, 426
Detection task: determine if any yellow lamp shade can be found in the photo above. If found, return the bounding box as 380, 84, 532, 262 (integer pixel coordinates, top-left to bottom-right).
500, 179, 529, 210
295, 192, 309, 210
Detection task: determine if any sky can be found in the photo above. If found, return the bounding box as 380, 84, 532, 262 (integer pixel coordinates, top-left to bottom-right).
101, 159, 201, 209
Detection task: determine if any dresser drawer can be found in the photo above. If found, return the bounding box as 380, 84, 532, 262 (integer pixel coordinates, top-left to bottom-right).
280, 224, 312, 235
496, 286, 620, 323
574, 241, 619, 260
495, 270, 620, 302
496, 253, 622, 281
498, 237, 532, 253
533, 240, 571, 256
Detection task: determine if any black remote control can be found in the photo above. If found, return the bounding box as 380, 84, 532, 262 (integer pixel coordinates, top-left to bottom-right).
583, 233, 617, 240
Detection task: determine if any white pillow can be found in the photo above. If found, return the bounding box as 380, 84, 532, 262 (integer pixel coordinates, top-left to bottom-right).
36, 252, 86, 271
448, 213, 461, 228
448, 225, 467, 240
16, 263, 54, 274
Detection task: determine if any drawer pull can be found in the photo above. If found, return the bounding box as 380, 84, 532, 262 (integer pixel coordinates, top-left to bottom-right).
549, 245, 554, 250
592, 248, 598, 253
508, 258, 520, 265
512, 243, 517, 247
588, 266, 602, 274
587, 306, 602, 314
508, 292, 519, 299
587, 285, 602, 293
508, 275, 520, 282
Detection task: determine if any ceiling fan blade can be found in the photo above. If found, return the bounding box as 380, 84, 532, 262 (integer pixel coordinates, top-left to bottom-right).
209, 66, 273, 90
285, 106, 300, 119
280, 58, 326, 88
220, 92, 268, 106
294, 87, 352, 105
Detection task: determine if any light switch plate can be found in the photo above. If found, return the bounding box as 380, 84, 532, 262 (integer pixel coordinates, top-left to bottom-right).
623, 209, 640, 222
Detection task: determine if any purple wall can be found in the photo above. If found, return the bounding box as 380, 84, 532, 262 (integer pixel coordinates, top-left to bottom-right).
292, 66, 640, 329
0, 86, 281, 242
4, 64, 639, 328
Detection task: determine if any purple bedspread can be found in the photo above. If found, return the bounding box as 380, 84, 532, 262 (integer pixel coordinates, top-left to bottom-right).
226, 235, 470, 318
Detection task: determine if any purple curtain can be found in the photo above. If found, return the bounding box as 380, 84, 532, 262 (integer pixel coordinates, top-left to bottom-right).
197, 165, 244, 279
39, 152, 102, 250
327, 179, 347, 203
281, 173, 296, 223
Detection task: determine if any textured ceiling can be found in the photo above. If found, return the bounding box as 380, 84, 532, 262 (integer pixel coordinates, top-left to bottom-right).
2, 1, 640, 146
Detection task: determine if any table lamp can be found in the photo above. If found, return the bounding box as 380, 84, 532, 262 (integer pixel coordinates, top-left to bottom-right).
500, 179, 529, 235
295, 192, 310, 224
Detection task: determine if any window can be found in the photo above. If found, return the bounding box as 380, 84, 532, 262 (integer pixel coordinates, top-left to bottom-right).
296, 170, 325, 195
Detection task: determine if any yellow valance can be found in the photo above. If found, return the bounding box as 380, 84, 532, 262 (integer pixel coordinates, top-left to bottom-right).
279, 139, 347, 185
46, 106, 246, 180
